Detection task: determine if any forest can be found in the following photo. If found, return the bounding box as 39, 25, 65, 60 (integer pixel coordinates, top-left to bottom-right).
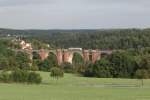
0, 28, 150, 49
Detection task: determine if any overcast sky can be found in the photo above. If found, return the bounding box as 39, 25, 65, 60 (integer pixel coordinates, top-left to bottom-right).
0, 0, 150, 29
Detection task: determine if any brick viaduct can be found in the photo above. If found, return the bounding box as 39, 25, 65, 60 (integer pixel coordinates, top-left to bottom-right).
38, 49, 112, 65
17, 49, 112, 65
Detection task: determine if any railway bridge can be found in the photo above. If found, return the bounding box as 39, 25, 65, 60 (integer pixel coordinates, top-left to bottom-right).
16, 48, 112, 65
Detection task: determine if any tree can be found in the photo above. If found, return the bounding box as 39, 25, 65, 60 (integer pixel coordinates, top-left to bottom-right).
83, 63, 94, 77
72, 53, 84, 65
72, 53, 84, 73
92, 58, 112, 78
0, 69, 42, 84
32, 51, 40, 60
135, 55, 150, 86
0, 57, 9, 70
138, 55, 150, 70
27, 72, 42, 84
135, 69, 149, 87
61, 62, 73, 73
50, 67, 64, 80
10, 69, 29, 83
47, 52, 58, 68
32, 52, 40, 71
16, 51, 31, 70
38, 59, 50, 71
108, 51, 136, 78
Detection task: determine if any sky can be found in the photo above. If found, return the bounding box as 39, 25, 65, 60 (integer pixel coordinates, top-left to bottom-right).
0, 0, 150, 29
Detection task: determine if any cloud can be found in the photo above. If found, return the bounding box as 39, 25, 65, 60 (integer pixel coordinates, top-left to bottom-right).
0, 0, 150, 29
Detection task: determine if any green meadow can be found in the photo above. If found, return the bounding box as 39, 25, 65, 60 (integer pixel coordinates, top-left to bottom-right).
0, 71, 150, 100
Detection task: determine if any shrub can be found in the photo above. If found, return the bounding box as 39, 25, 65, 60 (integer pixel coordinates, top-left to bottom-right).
30, 65, 39, 71
50, 67, 64, 79
135, 69, 149, 79
61, 62, 73, 73
0, 71, 11, 83
0, 70, 42, 84
83, 63, 94, 77
28, 72, 42, 84
10, 69, 29, 82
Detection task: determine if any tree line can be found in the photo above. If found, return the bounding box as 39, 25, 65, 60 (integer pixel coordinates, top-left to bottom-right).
1, 28, 150, 49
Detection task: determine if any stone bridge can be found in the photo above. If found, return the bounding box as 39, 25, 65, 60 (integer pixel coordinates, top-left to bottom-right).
15, 49, 112, 65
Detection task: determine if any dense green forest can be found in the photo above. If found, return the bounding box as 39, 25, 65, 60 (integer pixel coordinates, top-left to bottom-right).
0, 28, 150, 49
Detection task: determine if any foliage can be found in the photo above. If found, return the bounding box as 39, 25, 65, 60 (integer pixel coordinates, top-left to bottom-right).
0, 71, 11, 83
1, 28, 150, 49
0, 70, 42, 84
16, 51, 31, 70
0, 57, 9, 70
47, 52, 58, 67
107, 52, 136, 78
83, 51, 139, 78
32, 51, 41, 60
38, 60, 50, 71
30, 64, 39, 71
27, 39, 50, 49
27, 72, 42, 84
10, 69, 29, 82
92, 58, 112, 78
83, 63, 95, 77
61, 62, 73, 73
72, 53, 84, 73
135, 69, 149, 79
39, 52, 58, 71
24, 29, 150, 49
72, 53, 84, 65
50, 67, 64, 79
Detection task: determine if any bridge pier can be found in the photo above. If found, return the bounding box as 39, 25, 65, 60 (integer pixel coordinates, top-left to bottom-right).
39, 49, 49, 61
83, 50, 89, 62
91, 50, 101, 63
63, 49, 70, 63
56, 49, 63, 65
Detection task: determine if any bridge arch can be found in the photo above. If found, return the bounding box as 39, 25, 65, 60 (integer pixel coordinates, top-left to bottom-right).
47, 52, 58, 66
63, 49, 83, 64
72, 52, 84, 65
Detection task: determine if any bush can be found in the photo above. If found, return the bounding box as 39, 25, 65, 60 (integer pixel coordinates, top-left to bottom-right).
28, 72, 42, 84
30, 65, 39, 71
135, 69, 149, 79
38, 60, 50, 72
83, 63, 94, 77
10, 69, 29, 82
0, 70, 42, 84
50, 67, 64, 79
0, 71, 11, 83
61, 62, 73, 73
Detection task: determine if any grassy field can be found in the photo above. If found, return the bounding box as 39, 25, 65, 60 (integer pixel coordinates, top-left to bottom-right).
0, 72, 150, 100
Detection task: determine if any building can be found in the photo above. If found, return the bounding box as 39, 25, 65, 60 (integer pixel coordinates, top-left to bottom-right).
20, 40, 32, 50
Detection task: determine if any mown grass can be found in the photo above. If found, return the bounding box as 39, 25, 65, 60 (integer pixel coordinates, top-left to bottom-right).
0, 71, 150, 100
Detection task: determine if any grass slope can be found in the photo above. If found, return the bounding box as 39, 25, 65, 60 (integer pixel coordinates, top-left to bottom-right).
0, 71, 150, 100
